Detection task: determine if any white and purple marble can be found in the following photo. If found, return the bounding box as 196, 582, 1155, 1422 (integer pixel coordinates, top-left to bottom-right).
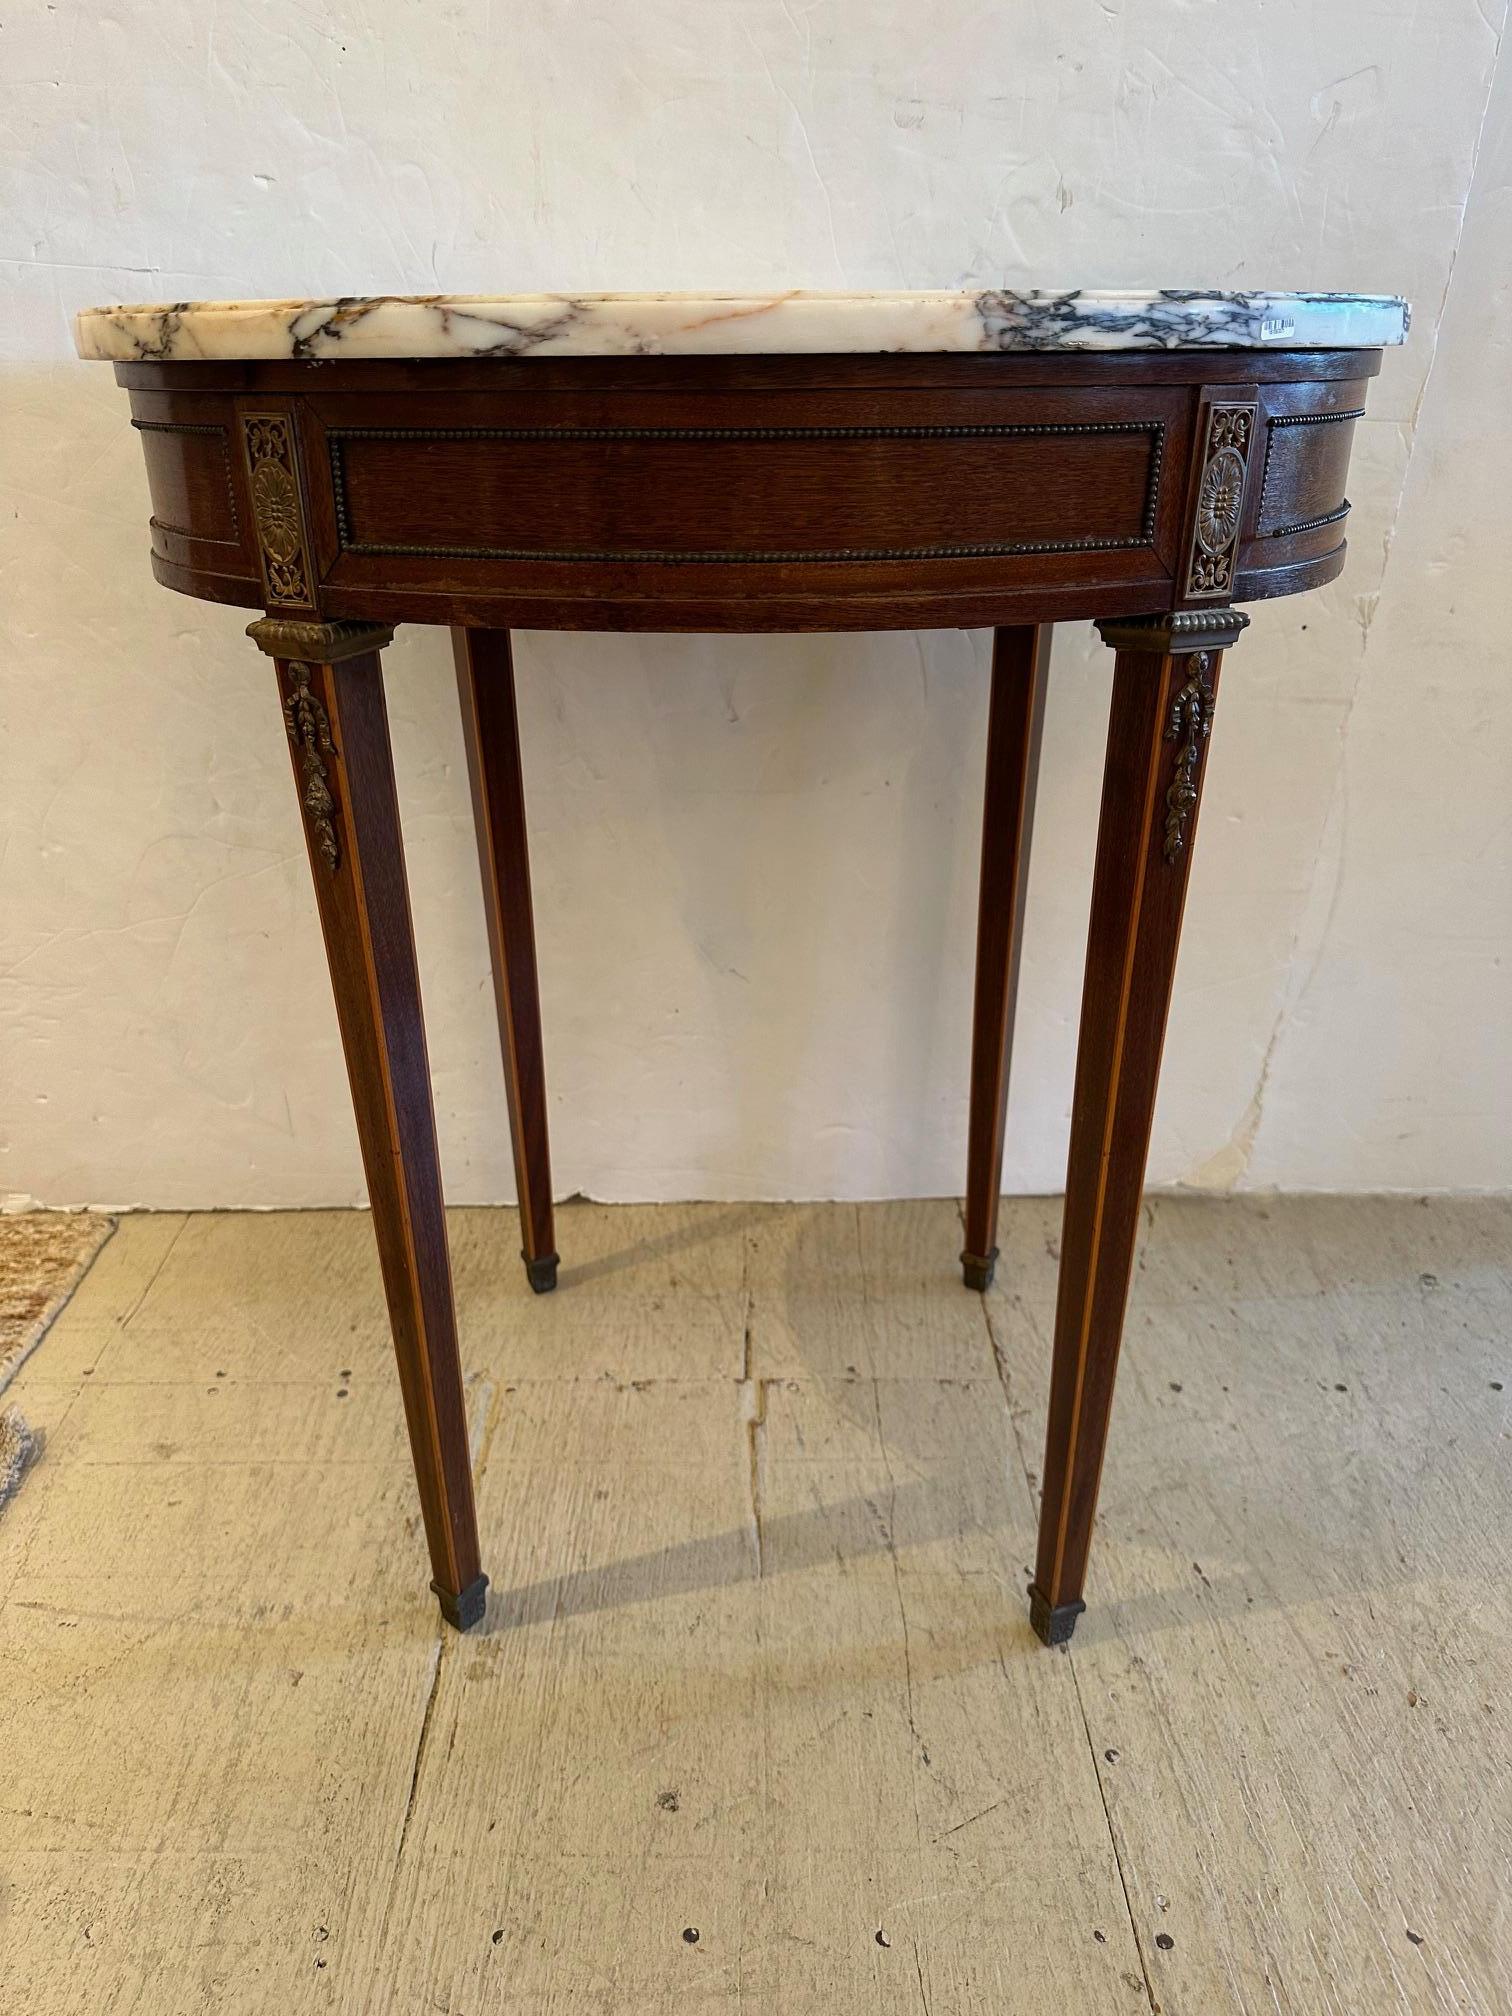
74, 289, 1409, 363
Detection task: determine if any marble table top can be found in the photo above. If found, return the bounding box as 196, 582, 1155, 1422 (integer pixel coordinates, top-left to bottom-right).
74, 289, 1409, 363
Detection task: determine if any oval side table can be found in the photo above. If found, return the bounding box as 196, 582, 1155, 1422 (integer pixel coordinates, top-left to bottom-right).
74, 287, 1410, 1640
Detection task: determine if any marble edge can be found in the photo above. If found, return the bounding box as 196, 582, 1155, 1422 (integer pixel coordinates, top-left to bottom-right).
73, 288, 1411, 362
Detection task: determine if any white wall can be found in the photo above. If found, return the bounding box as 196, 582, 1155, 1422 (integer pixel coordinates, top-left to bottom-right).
3, 0, 1508, 1209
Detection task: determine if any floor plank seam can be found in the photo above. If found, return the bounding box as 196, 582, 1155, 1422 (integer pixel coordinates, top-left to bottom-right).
873, 1373, 935, 2015
911, 1935, 934, 2016
739, 1242, 764, 1579
742, 1223, 771, 2006
393, 1637, 444, 1873
1072, 1658, 1160, 2016
977, 1285, 1037, 1514
872, 1373, 927, 1782
979, 1256, 1161, 2002
117, 1215, 189, 1331
853, 1201, 878, 1380
743, 1376, 767, 1582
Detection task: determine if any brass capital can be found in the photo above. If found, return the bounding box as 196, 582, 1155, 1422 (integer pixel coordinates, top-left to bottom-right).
1095, 608, 1250, 656
247, 616, 394, 664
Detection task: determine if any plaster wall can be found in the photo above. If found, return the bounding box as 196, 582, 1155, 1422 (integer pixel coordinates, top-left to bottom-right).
3, 0, 1507, 1207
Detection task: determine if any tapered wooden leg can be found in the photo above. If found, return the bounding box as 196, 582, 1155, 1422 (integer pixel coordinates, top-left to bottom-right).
452, 628, 558, 1294
1029, 608, 1248, 1646
962, 624, 1050, 1291
455, 624, 564, 1290
251, 616, 487, 1631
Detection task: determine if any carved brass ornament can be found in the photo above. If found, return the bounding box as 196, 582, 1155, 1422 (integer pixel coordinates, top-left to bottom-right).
1184, 401, 1256, 600
1196, 447, 1245, 553
251, 460, 301, 560
243, 413, 312, 607
282, 661, 340, 871
1162, 651, 1216, 863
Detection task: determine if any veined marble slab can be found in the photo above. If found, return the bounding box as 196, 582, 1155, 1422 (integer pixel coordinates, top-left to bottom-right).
74, 289, 1409, 363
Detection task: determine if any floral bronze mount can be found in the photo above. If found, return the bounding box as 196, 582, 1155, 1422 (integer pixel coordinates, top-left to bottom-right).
1185, 402, 1257, 599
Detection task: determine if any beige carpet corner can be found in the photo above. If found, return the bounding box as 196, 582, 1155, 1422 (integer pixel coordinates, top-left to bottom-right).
0, 1211, 116, 1398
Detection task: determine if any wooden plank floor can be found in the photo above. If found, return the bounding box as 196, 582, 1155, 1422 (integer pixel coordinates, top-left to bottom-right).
1, 1197, 1507, 2014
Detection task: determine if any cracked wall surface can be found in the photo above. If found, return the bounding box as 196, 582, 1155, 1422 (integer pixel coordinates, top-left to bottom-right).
2, 1, 1508, 1206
